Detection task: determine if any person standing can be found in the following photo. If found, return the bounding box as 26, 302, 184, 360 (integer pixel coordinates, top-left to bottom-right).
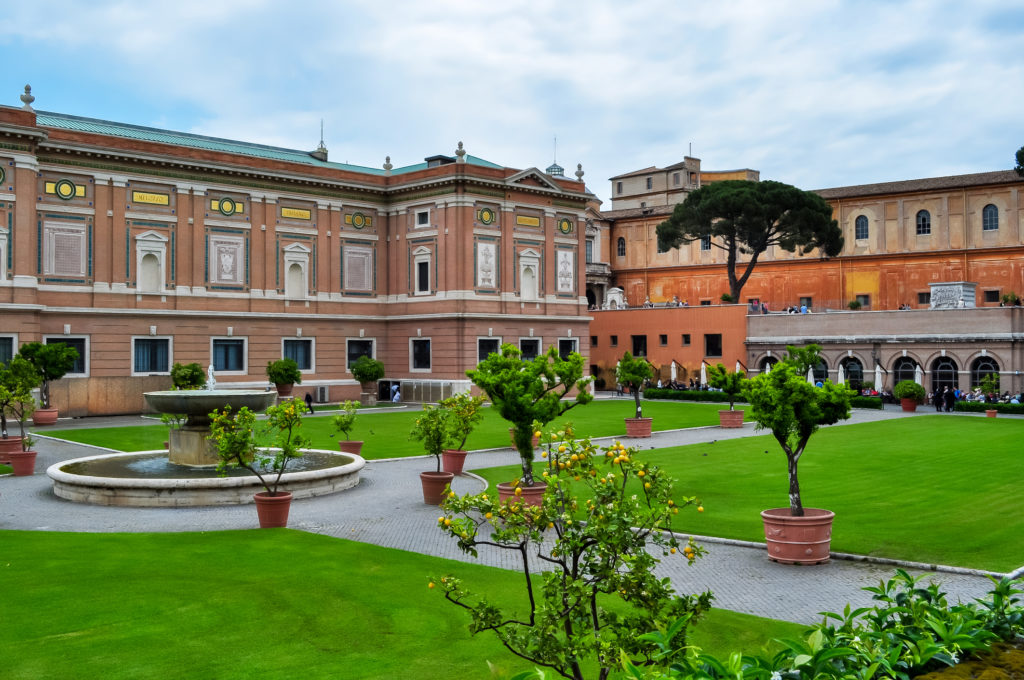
943, 386, 955, 412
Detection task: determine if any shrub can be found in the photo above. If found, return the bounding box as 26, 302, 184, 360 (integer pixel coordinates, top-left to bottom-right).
617, 352, 653, 418
643, 388, 747, 404
266, 358, 302, 386
849, 395, 883, 409
893, 379, 926, 403
706, 364, 745, 410
17, 341, 79, 409
847, 299, 862, 310
351, 355, 385, 389
955, 401, 1024, 415
331, 400, 360, 440
170, 362, 206, 390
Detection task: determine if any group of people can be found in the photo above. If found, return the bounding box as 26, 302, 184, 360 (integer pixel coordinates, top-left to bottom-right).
929, 386, 1021, 411
642, 296, 690, 308
784, 304, 810, 314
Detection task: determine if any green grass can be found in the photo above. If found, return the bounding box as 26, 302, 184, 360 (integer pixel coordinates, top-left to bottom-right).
0, 530, 803, 679
44, 400, 739, 459
0, 463, 11, 474
475, 416, 1024, 572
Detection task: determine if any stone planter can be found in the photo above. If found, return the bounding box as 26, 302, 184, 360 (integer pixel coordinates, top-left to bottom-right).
442, 449, 468, 475
338, 440, 364, 455
900, 398, 919, 412
497, 481, 547, 507
420, 470, 455, 505
624, 417, 653, 438
761, 508, 835, 565
8, 450, 38, 477
718, 409, 744, 428
253, 491, 293, 528
32, 407, 59, 426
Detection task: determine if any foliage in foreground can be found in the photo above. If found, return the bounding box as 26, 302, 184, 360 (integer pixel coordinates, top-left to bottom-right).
433, 429, 711, 680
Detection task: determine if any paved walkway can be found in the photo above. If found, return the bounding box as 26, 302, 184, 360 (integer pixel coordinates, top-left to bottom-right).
1, 402, 1014, 625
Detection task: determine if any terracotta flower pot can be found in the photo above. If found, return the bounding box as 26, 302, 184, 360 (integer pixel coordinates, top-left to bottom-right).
253, 491, 293, 528
900, 398, 919, 412
0, 436, 23, 464
761, 508, 834, 565
442, 449, 468, 475
338, 440, 364, 455
275, 383, 294, 398
985, 409, 997, 418
420, 470, 455, 505
32, 407, 59, 426
8, 450, 38, 477
718, 409, 744, 428
497, 481, 547, 507
624, 417, 653, 438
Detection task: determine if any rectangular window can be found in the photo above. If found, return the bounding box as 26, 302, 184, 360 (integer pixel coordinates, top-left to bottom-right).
704, 333, 723, 357
519, 338, 541, 361
631, 335, 647, 357
477, 338, 500, 363
799, 296, 813, 309
411, 338, 432, 371
673, 172, 680, 186
659, 334, 668, 346
682, 334, 691, 346
558, 338, 578, 361
984, 290, 1000, 303
700, 235, 711, 251
700, 300, 711, 306
616, 181, 623, 195
45, 337, 87, 375
212, 339, 245, 373
133, 338, 170, 374
590, 335, 598, 347
917, 292, 931, 305
416, 209, 430, 227
0, 337, 13, 365
645, 177, 653, 190
585, 239, 594, 263
416, 259, 430, 294
610, 335, 618, 347
283, 339, 313, 371
855, 294, 871, 309
346, 339, 374, 369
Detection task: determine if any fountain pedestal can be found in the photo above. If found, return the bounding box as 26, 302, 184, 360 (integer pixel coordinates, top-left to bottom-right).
169, 427, 220, 466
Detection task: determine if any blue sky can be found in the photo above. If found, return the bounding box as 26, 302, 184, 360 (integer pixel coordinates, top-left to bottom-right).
2, 0, 1022, 204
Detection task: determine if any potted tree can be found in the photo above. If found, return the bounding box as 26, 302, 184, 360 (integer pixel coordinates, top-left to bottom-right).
467, 343, 592, 505
18, 341, 79, 425
208, 399, 309, 528
707, 363, 745, 428
170, 362, 206, 390
439, 391, 486, 476
893, 379, 926, 412
743, 345, 852, 564
1, 357, 42, 475
0, 356, 42, 462
351, 355, 385, 407
266, 358, 302, 398
616, 352, 653, 437
410, 404, 455, 504
979, 373, 1000, 417
332, 400, 362, 454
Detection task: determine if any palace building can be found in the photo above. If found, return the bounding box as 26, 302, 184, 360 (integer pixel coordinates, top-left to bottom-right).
0, 89, 591, 416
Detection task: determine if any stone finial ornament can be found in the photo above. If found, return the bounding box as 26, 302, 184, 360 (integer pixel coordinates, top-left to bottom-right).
455, 141, 466, 163
20, 84, 35, 111
575, 163, 584, 181
383, 156, 393, 176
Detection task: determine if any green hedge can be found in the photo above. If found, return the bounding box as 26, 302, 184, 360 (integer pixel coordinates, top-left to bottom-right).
849, 396, 883, 410
643, 388, 742, 404
954, 401, 1024, 414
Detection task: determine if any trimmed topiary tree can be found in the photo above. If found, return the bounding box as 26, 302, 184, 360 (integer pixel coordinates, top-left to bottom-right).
616, 351, 652, 418
893, 379, 926, 404
170, 362, 206, 390
17, 341, 79, 410
351, 355, 385, 391
706, 363, 745, 410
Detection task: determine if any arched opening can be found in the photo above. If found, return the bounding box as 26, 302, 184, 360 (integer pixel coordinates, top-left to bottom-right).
812, 360, 827, 384
970, 356, 999, 389
930, 356, 958, 393
286, 262, 305, 299
521, 265, 537, 300
759, 356, 777, 373
585, 289, 596, 308
892, 357, 919, 385
139, 253, 160, 293
840, 357, 864, 391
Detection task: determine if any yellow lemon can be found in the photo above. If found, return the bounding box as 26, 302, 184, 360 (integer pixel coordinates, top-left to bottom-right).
558, 445, 567, 453
428, 582, 435, 589
534, 430, 542, 438
485, 512, 493, 519
637, 470, 645, 477
670, 548, 677, 554
514, 487, 522, 496
697, 506, 704, 513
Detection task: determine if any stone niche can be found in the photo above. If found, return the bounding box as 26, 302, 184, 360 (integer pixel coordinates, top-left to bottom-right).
929, 281, 977, 309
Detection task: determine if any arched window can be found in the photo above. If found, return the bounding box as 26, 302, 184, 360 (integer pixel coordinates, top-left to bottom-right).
759, 357, 777, 374
893, 357, 918, 384
854, 215, 869, 240
930, 357, 958, 393
616, 237, 626, 258
915, 210, 931, 235
811, 360, 828, 384
970, 356, 999, 388
982, 204, 999, 231
840, 357, 864, 391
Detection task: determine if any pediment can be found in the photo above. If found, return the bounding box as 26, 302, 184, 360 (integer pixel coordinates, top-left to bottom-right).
283, 242, 311, 254
134, 230, 168, 243
506, 167, 563, 192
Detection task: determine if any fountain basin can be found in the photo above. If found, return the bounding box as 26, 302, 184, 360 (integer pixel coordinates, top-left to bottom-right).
47, 449, 365, 507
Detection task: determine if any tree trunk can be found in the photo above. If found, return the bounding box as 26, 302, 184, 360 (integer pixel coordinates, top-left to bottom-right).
633, 384, 642, 418
787, 452, 804, 516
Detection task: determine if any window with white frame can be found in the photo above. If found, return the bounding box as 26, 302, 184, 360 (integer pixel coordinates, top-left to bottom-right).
211, 338, 246, 373
0, 226, 10, 282
557, 338, 578, 361
915, 210, 931, 236
519, 338, 541, 361
345, 339, 375, 370
854, 215, 869, 240
982, 204, 999, 231
413, 246, 432, 295
411, 338, 432, 371
43, 221, 87, 277
0, 335, 14, 365
133, 337, 171, 374
616, 237, 626, 258
415, 209, 430, 228
283, 338, 313, 371
700, 235, 711, 251
585, 238, 593, 263
44, 337, 88, 375
477, 337, 500, 363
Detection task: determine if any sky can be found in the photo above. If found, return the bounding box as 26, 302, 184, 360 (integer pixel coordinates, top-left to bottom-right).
2, 0, 1023, 204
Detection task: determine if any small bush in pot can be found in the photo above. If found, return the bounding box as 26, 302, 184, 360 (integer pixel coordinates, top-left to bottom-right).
893, 379, 926, 403
18, 341, 78, 412
706, 363, 745, 410
332, 400, 363, 455
170, 362, 206, 390
410, 404, 455, 504
616, 352, 652, 419
351, 355, 385, 401
266, 358, 302, 387
0, 356, 41, 441
438, 391, 485, 475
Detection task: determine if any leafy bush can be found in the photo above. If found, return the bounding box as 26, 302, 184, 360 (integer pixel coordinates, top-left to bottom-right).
617, 352, 653, 418
955, 401, 1024, 414
351, 355, 385, 388
170, 362, 206, 390
893, 380, 926, 402
17, 341, 79, 409
706, 364, 745, 410
643, 388, 747, 404
849, 396, 883, 410
266, 358, 302, 385
847, 299, 862, 310
331, 400, 360, 440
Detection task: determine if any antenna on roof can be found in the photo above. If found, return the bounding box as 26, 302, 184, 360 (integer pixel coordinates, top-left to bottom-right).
553, 135, 557, 163
310, 119, 328, 162
546, 135, 564, 177
689, 142, 692, 157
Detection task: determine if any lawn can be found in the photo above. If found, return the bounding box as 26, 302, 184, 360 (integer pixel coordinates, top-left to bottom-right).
43, 399, 741, 459
474, 416, 1024, 572
0, 530, 803, 679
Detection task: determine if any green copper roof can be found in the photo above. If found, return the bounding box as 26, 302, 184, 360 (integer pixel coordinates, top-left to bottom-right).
34, 110, 504, 176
